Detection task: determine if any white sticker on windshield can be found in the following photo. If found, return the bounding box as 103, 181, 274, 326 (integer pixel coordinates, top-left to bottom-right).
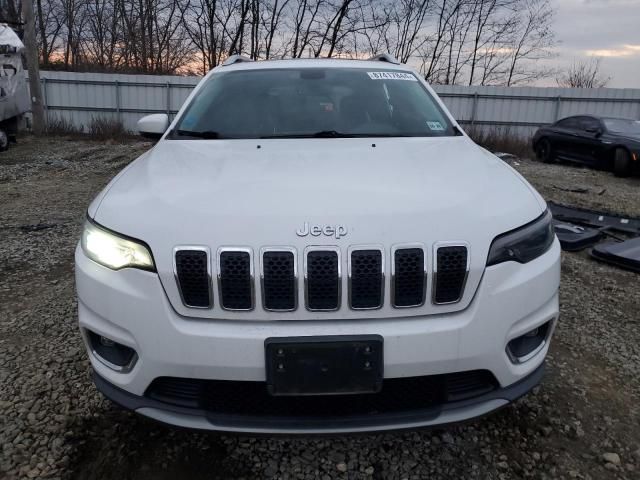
427, 121, 444, 131
367, 71, 418, 81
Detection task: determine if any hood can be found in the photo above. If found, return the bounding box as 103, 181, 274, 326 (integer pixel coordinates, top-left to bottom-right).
613, 132, 640, 144
92, 136, 545, 320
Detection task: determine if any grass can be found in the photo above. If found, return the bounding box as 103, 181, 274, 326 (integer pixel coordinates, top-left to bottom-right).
44, 115, 137, 142
46, 116, 83, 136
87, 117, 130, 140
466, 126, 535, 159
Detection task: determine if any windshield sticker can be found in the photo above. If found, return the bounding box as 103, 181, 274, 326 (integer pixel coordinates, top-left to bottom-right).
367, 71, 418, 81
427, 121, 444, 131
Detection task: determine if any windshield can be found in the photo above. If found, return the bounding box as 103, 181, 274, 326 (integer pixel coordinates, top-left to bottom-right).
172, 68, 456, 139
603, 118, 640, 135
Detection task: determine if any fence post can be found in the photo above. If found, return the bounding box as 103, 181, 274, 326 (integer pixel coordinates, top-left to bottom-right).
470, 92, 479, 126
554, 96, 562, 121
166, 82, 171, 118
41, 77, 48, 123
115, 80, 121, 123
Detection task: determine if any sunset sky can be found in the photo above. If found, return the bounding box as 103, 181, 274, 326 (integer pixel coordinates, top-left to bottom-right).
547, 0, 640, 87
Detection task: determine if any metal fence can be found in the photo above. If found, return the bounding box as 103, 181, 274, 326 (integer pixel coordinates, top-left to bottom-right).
38, 70, 640, 138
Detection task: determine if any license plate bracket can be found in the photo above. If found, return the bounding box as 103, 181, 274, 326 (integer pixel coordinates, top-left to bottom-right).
265, 335, 383, 396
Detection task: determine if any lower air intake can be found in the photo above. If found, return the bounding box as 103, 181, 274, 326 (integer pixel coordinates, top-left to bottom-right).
145, 370, 498, 417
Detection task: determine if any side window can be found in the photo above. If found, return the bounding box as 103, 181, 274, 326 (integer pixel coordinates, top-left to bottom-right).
556, 117, 579, 130
579, 117, 600, 131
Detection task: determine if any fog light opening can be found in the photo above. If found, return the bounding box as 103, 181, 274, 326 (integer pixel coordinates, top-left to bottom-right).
99, 336, 115, 347
87, 330, 137, 372
507, 320, 552, 364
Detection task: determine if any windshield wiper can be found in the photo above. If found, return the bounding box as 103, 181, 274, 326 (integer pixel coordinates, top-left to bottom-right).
261, 130, 352, 139
260, 131, 414, 139
173, 129, 225, 139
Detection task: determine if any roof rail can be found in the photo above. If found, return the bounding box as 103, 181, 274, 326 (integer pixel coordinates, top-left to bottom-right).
367, 53, 401, 65
222, 55, 254, 67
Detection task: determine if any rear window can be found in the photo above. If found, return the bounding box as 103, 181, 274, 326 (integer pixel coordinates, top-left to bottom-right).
555, 117, 580, 129
172, 68, 455, 139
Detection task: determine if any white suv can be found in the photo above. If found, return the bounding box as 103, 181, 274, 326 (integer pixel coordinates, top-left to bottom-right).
76, 55, 560, 434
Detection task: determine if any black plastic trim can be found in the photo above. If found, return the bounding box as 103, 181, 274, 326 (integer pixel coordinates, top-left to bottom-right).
92, 363, 544, 433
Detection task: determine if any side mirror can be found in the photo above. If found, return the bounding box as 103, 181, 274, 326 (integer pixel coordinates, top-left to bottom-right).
585, 126, 602, 137
137, 114, 169, 139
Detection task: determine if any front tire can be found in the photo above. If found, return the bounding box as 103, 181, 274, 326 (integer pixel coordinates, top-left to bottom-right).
613, 148, 632, 177
536, 138, 554, 163
0, 129, 8, 152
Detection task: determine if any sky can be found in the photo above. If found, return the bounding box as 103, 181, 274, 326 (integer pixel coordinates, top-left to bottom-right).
546, 0, 640, 87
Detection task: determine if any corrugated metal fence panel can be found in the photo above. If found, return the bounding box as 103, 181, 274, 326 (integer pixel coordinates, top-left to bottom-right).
39, 71, 640, 137
41, 71, 201, 131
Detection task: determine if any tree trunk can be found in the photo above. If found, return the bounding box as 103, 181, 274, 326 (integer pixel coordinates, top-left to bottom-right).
22, 0, 47, 134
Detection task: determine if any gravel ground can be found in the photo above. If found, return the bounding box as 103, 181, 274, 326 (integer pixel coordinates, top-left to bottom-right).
1, 136, 639, 480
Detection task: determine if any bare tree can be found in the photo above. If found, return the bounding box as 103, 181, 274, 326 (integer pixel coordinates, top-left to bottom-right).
420, 0, 464, 81
505, 0, 555, 86
557, 57, 610, 88
262, 0, 291, 58
312, 0, 355, 57
119, 0, 194, 73
29, 0, 559, 83
361, 0, 431, 63
179, 0, 226, 72
82, 0, 123, 70
35, 0, 65, 66
1, 0, 22, 24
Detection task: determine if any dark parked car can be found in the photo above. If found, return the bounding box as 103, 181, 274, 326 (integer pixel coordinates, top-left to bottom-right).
532, 116, 640, 177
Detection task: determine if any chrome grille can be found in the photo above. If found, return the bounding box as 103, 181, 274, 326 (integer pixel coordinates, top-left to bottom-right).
174, 243, 470, 312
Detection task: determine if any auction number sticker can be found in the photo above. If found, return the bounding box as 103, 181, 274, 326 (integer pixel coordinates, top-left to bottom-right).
367, 71, 418, 81
427, 121, 445, 131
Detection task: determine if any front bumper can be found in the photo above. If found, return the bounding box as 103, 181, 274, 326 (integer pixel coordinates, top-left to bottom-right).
76, 239, 560, 433
94, 362, 544, 434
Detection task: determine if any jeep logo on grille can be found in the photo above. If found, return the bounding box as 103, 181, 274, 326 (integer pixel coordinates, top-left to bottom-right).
296, 222, 348, 239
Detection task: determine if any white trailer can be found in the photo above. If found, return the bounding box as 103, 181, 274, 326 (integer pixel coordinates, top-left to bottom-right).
0, 24, 29, 151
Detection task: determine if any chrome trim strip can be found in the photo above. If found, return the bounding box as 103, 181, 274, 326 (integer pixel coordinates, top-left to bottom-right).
91, 349, 138, 373
260, 246, 298, 312
217, 246, 255, 311
432, 241, 470, 305
347, 245, 385, 310
390, 243, 427, 308
303, 246, 341, 312
173, 246, 213, 309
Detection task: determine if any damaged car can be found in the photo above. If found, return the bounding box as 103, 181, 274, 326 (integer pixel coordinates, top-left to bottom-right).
532, 115, 640, 177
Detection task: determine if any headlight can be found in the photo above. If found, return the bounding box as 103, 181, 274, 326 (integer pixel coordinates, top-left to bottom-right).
81, 220, 155, 271
486, 209, 554, 266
